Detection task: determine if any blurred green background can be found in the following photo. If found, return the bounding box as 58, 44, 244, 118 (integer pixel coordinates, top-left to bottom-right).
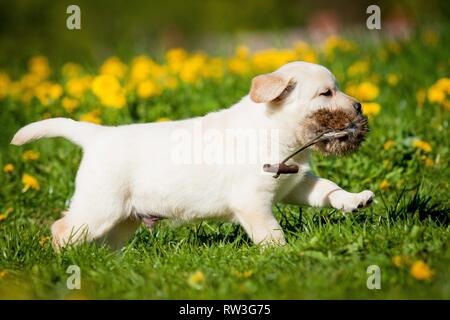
0, 0, 448, 68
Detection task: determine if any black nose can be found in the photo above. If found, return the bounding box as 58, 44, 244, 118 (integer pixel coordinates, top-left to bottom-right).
353, 102, 362, 113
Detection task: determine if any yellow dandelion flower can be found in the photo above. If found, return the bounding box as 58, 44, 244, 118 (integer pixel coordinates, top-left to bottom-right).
0, 271, 7, 278
80, 110, 102, 124
62, 97, 80, 113
188, 271, 205, 287
3, 163, 14, 173
435, 78, 450, 94
427, 86, 445, 104
252, 49, 297, 73
62, 63, 83, 78
379, 179, 390, 190
413, 139, 432, 153
22, 174, 40, 191
357, 82, 380, 101
34, 82, 63, 105
92, 74, 121, 97
392, 255, 411, 267
100, 93, 127, 109
66, 76, 92, 98
387, 73, 399, 86
137, 80, 162, 98
416, 89, 426, 107
361, 102, 381, 118
22, 150, 40, 161
100, 56, 127, 79
166, 48, 188, 72
28, 55, 51, 79
383, 140, 394, 150
228, 58, 251, 75
410, 260, 433, 280
0, 72, 11, 100
392, 256, 403, 267
235, 45, 250, 59
347, 60, 369, 77
156, 117, 171, 122
130, 55, 157, 83
39, 236, 50, 247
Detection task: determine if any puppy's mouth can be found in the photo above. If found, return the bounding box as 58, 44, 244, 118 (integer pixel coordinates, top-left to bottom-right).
296, 108, 369, 156
263, 108, 368, 178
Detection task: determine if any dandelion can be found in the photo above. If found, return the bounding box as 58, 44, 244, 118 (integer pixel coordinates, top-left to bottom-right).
413, 139, 432, 153
361, 102, 381, 118
137, 80, 161, 98
100, 56, 128, 79
357, 82, 380, 101
347, 60, 369, 77
22, 174, 40, 191
392, 255, 411, 267
80, 110, 102, 124
62, 63, 83, 78
427, 86, 445, 104
166, 48, 188, 72
410, 260, 433, 280
66, 76, 92, 98
3, 163, 14, 173
62, 97, 80, 113
387, 73, 399, 86
188, 270, 205, 288
28, 56, 51, 79
383, 140, 394, 150
0, 72, 11, 100
91, 74, 126, 108
130, 55, 157, 83
252, 49, 297, 73
22, 150, 40, 161
416, 89, 426, 107
156, 117, 171, 122
0, 271, 7, 279
39, 236, 50, 247
379, 179, 390, 190
346, 82, 379, 102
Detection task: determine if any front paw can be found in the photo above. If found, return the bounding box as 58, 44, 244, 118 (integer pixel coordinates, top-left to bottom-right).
332, 190, 375, 212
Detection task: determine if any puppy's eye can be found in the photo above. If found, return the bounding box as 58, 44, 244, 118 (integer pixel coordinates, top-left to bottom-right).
320, 89, 332, 97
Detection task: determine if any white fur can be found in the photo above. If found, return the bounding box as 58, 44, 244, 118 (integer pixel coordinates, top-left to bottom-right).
11, 61, 374, 249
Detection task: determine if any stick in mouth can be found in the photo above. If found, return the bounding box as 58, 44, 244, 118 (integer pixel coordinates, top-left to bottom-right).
263, 108, 368, 178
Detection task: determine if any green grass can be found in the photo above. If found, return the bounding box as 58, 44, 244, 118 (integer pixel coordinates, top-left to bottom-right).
0, 29, 449, 299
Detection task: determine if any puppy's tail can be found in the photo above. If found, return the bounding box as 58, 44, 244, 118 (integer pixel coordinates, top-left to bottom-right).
11, 118, 102, 148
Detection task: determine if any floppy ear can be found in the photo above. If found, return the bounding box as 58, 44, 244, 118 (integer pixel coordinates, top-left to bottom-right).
250, 73, 294, 103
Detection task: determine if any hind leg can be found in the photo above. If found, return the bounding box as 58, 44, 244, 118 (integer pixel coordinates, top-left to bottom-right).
96, 217, 141, 250
51, 173, 131, 250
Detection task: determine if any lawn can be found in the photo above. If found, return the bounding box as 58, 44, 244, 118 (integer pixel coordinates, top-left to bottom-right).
0, 27, 449, 299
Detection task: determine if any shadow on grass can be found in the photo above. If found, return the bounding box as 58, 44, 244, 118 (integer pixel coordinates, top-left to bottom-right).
381, 186, 450, 226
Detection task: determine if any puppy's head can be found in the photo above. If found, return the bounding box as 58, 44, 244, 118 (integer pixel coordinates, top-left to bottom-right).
249, 61, 368, 155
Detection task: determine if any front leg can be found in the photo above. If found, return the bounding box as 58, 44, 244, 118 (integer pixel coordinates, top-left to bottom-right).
283, 173, 374, 212
233, 205, 286, 246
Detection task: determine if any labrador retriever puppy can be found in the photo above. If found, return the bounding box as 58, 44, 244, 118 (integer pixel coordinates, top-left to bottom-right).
11, 61, 374, 249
